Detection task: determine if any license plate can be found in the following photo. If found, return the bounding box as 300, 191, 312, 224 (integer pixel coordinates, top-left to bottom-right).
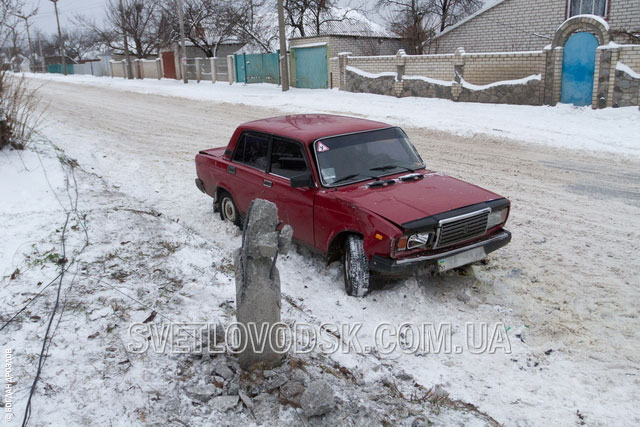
438, 247, 486, 272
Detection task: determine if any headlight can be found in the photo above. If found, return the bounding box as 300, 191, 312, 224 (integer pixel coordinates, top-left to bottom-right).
487, 207, 509, 229
397, 232, 432, 251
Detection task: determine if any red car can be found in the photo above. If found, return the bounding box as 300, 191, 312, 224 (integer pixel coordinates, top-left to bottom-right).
195, 114, 511, 296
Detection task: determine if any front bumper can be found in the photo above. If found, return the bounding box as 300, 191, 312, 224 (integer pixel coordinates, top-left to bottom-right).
370, 230, 511, 275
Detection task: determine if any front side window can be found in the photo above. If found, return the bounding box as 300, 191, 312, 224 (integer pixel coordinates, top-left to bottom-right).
232, 133, 269, 171
569, 0, 607, 17
315, 127, 425, 187
270, 138, 308, 178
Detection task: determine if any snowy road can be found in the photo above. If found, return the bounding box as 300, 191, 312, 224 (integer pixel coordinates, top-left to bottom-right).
11, 77, 640, 425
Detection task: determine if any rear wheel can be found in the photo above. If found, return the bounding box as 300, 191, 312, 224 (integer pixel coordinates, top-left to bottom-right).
219, 191, 241, 226
343, 235, 370, 297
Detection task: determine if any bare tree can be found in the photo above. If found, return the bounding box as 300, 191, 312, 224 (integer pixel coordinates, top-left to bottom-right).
162, 0, 237, 57
232, 0, 279, 52
77, 0, 167, 58
379, 0, 432, 54
284, 0, 362, 37
379, 0, 481, 54
62, 28, 102, 61
431, 0, 481, 32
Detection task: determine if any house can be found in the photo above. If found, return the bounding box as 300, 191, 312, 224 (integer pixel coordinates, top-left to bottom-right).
288, 11, 405, 89
44, 55, 77, 66
432, 0, 639, 53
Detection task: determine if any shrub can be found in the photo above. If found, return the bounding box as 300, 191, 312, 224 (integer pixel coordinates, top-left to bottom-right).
0, 70, 45, 150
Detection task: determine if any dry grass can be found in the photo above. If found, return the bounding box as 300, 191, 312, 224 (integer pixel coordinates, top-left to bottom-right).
0, 71, 46, 150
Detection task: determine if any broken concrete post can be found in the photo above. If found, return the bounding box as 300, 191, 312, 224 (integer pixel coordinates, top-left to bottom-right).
234, 199, 293, 370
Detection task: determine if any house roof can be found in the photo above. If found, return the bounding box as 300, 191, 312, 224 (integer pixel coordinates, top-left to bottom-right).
435, 0, 507, 39
238, 114, 390, 144
291, 8, 397, 39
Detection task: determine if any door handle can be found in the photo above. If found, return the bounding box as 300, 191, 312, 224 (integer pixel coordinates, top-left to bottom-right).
263, 180, 272, 188
227, 165, 236, 175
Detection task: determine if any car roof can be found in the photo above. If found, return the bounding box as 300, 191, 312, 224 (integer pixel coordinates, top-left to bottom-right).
237, 114, 391, 144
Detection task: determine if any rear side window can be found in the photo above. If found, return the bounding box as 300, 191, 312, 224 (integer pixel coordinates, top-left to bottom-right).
270, 138, 308, 178
232, 133, 269, 171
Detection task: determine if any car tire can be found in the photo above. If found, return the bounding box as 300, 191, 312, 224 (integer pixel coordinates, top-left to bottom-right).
219, 191, 241, 226
343, 235, 370, 297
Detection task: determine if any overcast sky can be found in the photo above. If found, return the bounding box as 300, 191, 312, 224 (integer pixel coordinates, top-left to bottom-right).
22, 0, 108, 34
23, 0, 391, 35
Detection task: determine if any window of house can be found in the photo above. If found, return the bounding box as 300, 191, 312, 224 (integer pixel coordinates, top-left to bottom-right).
232, 133, 269, 171
270, 137, 308, 178
569, 0, 607, 17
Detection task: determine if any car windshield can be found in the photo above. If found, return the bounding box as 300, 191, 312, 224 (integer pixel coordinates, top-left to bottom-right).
315, 127, 425, 186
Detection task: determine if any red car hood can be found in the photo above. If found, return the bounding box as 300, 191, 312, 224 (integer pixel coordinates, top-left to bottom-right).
333, 172, 504, 227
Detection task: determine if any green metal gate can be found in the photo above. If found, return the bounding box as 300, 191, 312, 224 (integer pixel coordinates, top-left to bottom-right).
292, 45, 328, 89
47, 64, 75, 74
234, 53, 280, 84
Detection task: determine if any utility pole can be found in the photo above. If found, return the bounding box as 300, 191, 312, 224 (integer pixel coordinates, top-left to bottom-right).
38, 36, 45, 72
119, 0, 133, 79
13, 8, 38, 70
177, 0, 188, 84
50, 0, 66, 76
277, 0, 289, 91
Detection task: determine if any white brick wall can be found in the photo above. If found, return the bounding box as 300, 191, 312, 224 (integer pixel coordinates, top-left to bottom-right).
435, 0, 640, 53
617, 45, 640, 73
463, 52, 546, 85
404, 55, 456, 80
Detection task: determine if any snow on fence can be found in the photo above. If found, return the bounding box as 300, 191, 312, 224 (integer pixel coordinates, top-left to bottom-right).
338, 44, 640, 108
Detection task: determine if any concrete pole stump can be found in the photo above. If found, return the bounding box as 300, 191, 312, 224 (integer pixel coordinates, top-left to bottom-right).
234, 199, 293, 370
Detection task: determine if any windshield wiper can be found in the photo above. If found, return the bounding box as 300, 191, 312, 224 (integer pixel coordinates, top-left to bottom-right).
369, 164, 416, 173
332, 173, 378, 185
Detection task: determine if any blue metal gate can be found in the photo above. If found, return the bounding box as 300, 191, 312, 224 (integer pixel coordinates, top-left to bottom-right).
234, 53, 279, 84
293, 45, 328, 89
561, 32, 598, 106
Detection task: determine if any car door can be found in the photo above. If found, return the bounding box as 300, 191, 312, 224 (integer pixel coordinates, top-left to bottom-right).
228, 132, 270, 214
263, 136, 316, 247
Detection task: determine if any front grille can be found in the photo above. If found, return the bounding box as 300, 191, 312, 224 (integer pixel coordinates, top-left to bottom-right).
434, 209, 490, 249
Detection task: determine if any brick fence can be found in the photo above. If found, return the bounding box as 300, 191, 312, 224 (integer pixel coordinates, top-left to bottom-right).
331, 43, 640, 108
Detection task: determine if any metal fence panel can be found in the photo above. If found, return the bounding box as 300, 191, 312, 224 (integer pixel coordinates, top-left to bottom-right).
235, 53, 279, 84
47, 64, 75, 74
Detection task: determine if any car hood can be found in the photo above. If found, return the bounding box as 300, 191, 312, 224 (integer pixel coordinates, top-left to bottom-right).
333, 172, 504, 228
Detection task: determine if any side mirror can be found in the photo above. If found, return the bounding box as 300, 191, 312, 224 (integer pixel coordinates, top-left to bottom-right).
290, 172, 314, 188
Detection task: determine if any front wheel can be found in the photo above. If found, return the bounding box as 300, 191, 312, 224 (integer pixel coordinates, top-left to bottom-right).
343, 235, 370, 297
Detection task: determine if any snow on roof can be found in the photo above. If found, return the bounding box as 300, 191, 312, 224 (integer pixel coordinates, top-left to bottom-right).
435, 0, 506, 39
291, 7, 397, 39
291, 42, 328, 49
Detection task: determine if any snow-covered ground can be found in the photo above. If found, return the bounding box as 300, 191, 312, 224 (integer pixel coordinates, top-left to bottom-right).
1, 75, 639, 426
24, 72, 640, 157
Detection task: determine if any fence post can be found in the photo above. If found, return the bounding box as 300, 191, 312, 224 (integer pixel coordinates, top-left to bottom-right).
338, 52, 350, 91
156, 58, 162, 79
210, 57, 216, 83
394, 49, 406, 97
452, 47, 466, 101
138, 59, 144, 79
195, 57, 201, 83
122, 61, 128, 79
227, 55, 234, 84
